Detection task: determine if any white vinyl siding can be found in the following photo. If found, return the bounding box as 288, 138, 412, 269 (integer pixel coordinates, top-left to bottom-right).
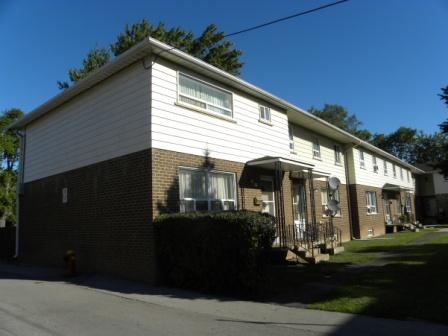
151, 61, 290, 163
179, 167, 236, 212
347, 149, 415, 191
178, 73, 233, 118
365, 191, 378, 214
288, 125, 346, 182
24, 62, 151, 183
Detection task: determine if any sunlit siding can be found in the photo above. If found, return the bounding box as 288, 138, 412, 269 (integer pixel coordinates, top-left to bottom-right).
151, 60, 290, 163
349, 148, 415, 190
289, 125, 346, 181
24, 62, 151, 182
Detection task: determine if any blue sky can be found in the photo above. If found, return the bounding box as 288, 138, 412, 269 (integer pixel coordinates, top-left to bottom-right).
1, 0, 447, 135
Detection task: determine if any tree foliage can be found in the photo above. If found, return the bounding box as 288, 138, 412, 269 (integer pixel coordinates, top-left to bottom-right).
434, 85, 448, 176
309, 104, 371, 140
371, 127, 417, 163
0, 108, 24, 225
59, 20, 243, 88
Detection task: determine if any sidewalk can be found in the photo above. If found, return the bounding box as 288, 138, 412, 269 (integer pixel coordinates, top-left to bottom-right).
1, 261, 448, 336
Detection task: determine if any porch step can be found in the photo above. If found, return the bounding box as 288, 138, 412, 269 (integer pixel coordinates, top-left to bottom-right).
325, 246, 345, 255
305, 253, 330, 264
294, 245, 321, 259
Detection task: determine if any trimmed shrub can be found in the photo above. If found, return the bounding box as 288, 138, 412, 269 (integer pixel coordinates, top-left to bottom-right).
154, 210, 276, 294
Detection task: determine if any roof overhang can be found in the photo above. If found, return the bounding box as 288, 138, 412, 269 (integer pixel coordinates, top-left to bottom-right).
382, 183, 413, 192
246, 157, 314, 172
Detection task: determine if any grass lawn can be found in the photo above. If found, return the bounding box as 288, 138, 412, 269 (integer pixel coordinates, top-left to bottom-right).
263, 227, 448, 325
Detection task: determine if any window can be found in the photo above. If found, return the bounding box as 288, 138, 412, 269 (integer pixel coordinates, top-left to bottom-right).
359, 150, 365, 169
393, 164, 397, 178
259, 105, 271, 123
321, 189, 341, 217
179, 168, 236, 212
383, 160, 388, 176
405, 193, 412, 213
178, 73, 233, 118
365, 191, 377, 214
312, 137, 321, 159
334, 145, 342, 165
406, 170, 410, 183
373, 156, 378, 173
400, 167, 404, 180
289, 124, 295, 152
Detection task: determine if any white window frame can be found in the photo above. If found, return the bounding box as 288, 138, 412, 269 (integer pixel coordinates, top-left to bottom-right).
393, 164, 397, 178
177, 73, 233, 119
179, 167, 237, 213
359, 150, 365, 169
400, 167, 404, 180
365, 191, 378, 214
373, 156, 378, 173
406, 170, 410, 183
321, 188, 341, 217
312, 137, 321, 159
383, 160, 388, 176
334, 144, 342, 165
289, 124, 295, 152
259, 105, 271, 124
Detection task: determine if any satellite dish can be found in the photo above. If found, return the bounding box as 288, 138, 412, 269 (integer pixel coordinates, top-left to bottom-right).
328, 176, 341, 191
327, 199, 341, 212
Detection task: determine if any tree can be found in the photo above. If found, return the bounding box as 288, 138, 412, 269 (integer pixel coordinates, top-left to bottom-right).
309, 104, 371, 141
0, 108, 24, 225
371, 127, 417, 163
434, 85, 448, 176
59, 20, 243, 88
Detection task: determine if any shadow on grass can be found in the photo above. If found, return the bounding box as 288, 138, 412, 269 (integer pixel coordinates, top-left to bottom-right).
261, 240, 448, 325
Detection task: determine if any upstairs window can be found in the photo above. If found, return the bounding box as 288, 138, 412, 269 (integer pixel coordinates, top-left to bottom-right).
289, 124, 295, 152
359, 150, 365, 169
259, 105, 271, 123
373, 156, 378, 173
334, 145, 342, 165
383, 160, 388, 176
407, 170, 410, 183
400, 167, 404, 180
393, 164, 397, 178
312, 137, 321, 159
179, 168, 236, 212
365, 191, 377, 214
178, 73, 233, 118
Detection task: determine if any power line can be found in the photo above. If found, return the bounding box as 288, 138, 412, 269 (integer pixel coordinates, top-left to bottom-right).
224, 0, 350, 38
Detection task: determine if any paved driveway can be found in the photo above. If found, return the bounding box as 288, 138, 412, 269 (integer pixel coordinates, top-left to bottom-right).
1, 263, 448, 336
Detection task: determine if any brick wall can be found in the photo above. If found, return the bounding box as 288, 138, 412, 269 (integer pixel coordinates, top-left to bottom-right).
20, 149, 156, 283
350, 184, 385, 239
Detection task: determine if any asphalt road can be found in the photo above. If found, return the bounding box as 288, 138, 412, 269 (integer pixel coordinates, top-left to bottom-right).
1, 265, 448, 336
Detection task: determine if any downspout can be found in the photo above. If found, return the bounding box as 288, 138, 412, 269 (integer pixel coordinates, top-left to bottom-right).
344, 141, 362, 240
14, 130, 25, 259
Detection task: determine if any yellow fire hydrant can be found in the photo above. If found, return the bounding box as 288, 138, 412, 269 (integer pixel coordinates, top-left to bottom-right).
63, 250, 76, 276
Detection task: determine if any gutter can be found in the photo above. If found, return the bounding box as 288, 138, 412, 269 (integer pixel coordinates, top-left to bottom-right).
14, 130, 26, 259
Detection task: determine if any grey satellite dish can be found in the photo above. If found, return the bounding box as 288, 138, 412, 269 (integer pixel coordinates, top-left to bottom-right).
327, 199, 341, 212
328, 176, 341, 191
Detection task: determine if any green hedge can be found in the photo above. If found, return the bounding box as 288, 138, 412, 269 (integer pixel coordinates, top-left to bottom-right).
154, 210, 276, 294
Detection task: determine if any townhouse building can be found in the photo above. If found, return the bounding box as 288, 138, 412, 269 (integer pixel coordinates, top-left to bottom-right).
10, 38, 422, 283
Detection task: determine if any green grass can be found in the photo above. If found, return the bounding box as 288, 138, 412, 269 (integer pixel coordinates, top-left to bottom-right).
262, 228, 448, 325
307, 229, 448, 324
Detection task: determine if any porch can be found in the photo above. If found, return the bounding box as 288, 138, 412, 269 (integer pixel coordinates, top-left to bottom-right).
246, 156, 344, 263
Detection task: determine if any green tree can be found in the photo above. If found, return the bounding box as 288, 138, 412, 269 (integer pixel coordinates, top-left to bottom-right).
309, 104, 371, 140
59, 20, 243, 88
371, 127, 417, 163
0, 108, 24, 225
434, 85, 448, 176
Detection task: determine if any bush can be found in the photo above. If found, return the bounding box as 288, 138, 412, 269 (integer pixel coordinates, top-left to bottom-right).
154, 210, 276, 295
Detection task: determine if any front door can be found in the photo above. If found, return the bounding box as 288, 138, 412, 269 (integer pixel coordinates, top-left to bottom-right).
292, 180, 307, 238
383, 195, 392, 224
260, 178, 275, 217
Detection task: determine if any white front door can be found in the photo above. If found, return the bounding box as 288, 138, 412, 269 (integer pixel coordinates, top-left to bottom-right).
260, 178, 275, 217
